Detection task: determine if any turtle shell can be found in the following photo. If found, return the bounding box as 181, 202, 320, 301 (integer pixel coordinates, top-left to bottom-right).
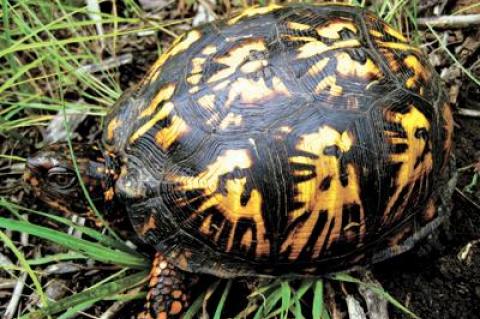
103, 4, 455, 277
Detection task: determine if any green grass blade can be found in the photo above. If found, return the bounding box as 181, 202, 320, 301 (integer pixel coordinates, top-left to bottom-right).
280, 281, 291, 319
26, 252, 88, 265
183, 290, 207, 319
263, 280, 312, 319
426, 24, 480, 86
333, 273, 420, 319
0, 230, 49, 310
312, 279, 324, 319
294, 297, 305, 319
213, 280, 232, 319
56, 299, 99, 319
253, 303, 266, 319
264, 285, 284, 314
0, 56, 45, 94
20, 270, 148, 319
1, 200, 141, 257
0, 217, 148, 268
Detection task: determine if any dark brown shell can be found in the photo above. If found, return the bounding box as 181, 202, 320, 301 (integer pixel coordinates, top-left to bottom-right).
103, 4, 455, 277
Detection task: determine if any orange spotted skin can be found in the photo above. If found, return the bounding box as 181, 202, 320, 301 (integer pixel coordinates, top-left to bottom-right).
103, 4, 455, 276
138, 253, 189, 319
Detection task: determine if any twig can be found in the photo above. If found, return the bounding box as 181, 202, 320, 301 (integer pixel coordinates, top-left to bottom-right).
99, 287, 142, 319
20, 214, 29, 246
4, 272, 27, 319
457, 107, 480, 118
418, 14, 480, 28
99, 299, 130, 319
346, 295, 367, 319
358, 274, 389, 319
325, 282, 343, 319
455, 187, 480, 210
86, 0, 105, 50
0, 252, 14, 266
0, 278, 17, 289
458, 239, 480, 264
75, 54, 133, 75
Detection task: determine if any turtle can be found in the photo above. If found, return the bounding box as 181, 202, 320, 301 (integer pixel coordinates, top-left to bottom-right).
23, 3, 456, 319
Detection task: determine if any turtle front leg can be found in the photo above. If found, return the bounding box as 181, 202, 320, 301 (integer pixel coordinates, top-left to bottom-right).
138, 252, 189, 319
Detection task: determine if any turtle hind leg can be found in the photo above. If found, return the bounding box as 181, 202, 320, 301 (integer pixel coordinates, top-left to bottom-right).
138, 252, 189, 319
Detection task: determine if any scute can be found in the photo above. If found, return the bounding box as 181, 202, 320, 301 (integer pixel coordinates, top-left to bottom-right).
103, 4, 455, 277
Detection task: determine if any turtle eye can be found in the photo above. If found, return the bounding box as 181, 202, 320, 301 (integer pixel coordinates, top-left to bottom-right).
47, 167, 77, 189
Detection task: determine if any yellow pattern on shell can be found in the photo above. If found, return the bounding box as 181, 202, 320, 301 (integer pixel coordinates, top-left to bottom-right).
240, 59, 268, 74
227, 4, 282, 25
403, 55, 430, 89
201, 45, 217, 55
297, 39, 361, 59
315, 21, 357, 39
314, 75, 343, 96
383, 106, 432, 223
369, 29, 383, 38
287, 21, 311, 31
145, 30, 202, 83
140, 83, 176, 118
155, 115, 190, 150
187, 74, 202, 85
129, 102, 174, 143
191, 57, 207, 74
198, 178, 265, 254
283, 35, 319, 43
207, 39, 267, 83
106, 117, 121, 141
383, 24, 408, 42
376, 41, 422, 54
307, 58, 330, 77
197, 94, 216, 111
224, 77, 291, 109
336, 52, 381, 79
170, 149, 270, 256
219, 112, 243, 130
282, 126, 364, 260
380, 49, 401, 72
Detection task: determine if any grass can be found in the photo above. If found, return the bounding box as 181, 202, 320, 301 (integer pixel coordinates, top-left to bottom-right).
0, 0, 459, 318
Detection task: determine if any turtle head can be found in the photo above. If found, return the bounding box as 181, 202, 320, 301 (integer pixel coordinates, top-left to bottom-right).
23, 143, 117, 214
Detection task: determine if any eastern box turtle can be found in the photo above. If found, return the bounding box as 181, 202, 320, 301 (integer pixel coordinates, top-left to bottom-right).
24, 3, 456, 318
